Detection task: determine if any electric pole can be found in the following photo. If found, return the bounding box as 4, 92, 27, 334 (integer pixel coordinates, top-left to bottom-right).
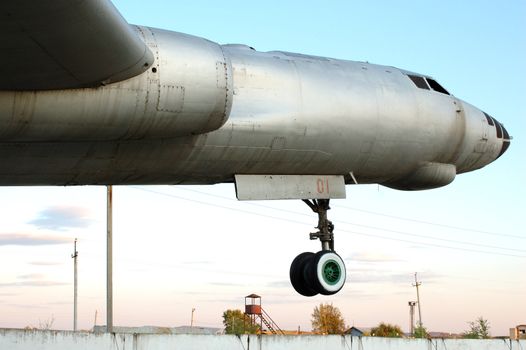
107, 185, 113, 333
72, 238, 78, 331
413, 272, 422, 328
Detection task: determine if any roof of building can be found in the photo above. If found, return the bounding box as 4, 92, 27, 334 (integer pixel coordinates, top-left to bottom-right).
245, 293, 261, 298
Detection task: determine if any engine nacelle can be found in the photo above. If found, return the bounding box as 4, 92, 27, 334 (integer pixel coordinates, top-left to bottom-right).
0, 27, 233, 141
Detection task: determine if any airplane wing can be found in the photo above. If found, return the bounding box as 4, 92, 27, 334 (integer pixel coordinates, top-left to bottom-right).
0, 0, 154, 90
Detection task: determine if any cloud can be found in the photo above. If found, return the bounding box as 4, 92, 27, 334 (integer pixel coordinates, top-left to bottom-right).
29, 205, 93, 230
200, 297, 243, 304
347, 271, 442, 285
0, 273, 68, 289
344, 290, 380, 299
181, 260, 213, 265
29, 261, 63, 266
0, 233, 71, 246
208, 282, 246, 287
17, 274, 46, 280
47, 301, 70, 306
347, 252, 403, 263
0, 281, 68, 288
7, 303, 50, 309
267, 280, 291, 288
261, 296, 318, 305
347, 273, 408, 284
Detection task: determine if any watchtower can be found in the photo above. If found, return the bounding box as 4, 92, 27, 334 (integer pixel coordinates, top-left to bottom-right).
244, 293, 283, 335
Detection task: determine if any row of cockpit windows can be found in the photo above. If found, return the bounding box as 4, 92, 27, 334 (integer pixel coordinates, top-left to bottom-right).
484, 112, 510, 140
407, 74, 450, 95
484, 112, 511, 159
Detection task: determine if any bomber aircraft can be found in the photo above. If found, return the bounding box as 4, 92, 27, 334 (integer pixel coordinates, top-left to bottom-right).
0, 1, 511, 296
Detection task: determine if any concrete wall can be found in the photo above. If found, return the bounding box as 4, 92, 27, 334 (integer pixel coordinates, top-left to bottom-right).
1, 329, 525, 350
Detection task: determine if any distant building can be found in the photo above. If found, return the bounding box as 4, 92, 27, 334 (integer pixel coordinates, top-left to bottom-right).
427, 331, 461, 339
510, 325, 526, 340
264, 329, 317, 335
344, 327, 365, 337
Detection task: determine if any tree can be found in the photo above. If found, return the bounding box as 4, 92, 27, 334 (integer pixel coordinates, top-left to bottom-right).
222, 309, 259, 334
462, 317, 491, 339
370, 322, 403, 337
414, 325, 428, 338
311, 303, 347, 334
24, 315, 55, 331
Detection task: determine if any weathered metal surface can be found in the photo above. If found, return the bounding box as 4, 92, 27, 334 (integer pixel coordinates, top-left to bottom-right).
383, 162, 457, 191
235, 175, 345, 200
245, 304, 262, 315
0, 0, 154, 90
0, 329, 524, 350
0, 28, 233, 141
0, 9, 510, 188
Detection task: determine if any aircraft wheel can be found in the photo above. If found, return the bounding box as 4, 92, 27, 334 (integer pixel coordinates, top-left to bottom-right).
307, 250, 346, 295
289, 252, 318, 297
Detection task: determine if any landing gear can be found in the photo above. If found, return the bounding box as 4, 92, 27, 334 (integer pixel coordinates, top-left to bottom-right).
289, 199, 346, 296
290, 252, 317, 296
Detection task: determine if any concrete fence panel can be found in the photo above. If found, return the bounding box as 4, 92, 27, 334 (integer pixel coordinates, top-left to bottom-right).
1, 329, 525, 350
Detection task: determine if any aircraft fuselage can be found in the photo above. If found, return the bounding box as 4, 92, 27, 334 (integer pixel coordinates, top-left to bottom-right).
0, 27, 509, 188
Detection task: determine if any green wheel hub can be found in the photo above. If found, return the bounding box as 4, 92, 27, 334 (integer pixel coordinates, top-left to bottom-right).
322, 259, 341, 285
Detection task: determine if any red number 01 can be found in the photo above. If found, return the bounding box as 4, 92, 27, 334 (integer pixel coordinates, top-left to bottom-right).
316, 178, 330, 194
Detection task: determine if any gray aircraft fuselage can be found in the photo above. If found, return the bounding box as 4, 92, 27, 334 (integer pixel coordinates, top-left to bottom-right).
0, 27, 510, 189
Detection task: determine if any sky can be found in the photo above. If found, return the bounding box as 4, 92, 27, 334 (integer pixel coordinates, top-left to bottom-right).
0, 0, 525, 336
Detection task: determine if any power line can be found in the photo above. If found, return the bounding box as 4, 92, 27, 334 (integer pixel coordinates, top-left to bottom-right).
172, 185, 526, 239
129, 186, 526, 258
164, 186, 526, 253
81, 251, 284, 279
336, 220, 526, 253
134, 186, 526, 258
173, 186, 524, 240
337, 205, 525, 240
131, 186, 312, 226
337, 227, 526, 258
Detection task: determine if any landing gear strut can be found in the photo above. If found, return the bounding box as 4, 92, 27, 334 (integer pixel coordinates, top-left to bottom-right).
289, 199, 346, 296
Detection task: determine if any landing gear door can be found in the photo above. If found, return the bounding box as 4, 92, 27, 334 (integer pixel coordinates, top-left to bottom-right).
235, 175, 346, 200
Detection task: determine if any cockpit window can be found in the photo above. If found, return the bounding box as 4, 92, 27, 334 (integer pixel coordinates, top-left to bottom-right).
408, 75, 430, 90
485, 112, 510, 140
495, 120, 503, 138
406, 74, 450, 95
426, 78, 450, 95
484, 112, 494, 126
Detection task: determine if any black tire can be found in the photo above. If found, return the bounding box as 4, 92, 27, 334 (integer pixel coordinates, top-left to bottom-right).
306, 250, 346, 295
289, 252, 318, 297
